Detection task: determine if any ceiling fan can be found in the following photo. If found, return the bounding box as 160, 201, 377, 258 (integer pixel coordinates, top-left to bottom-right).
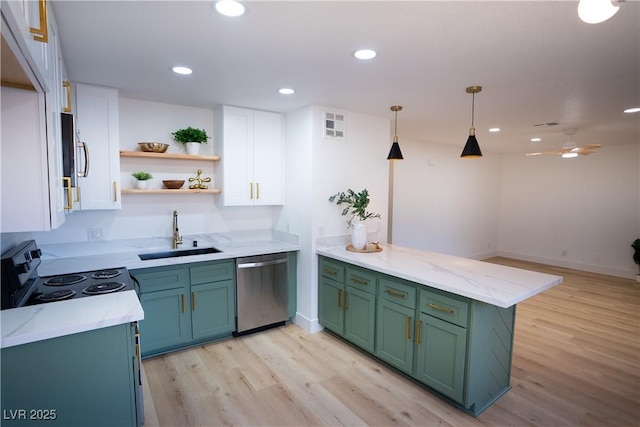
525, 130, 602, 158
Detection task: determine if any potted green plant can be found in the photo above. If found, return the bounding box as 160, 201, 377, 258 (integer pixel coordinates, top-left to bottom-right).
131, 171, 153, 189
171, 126, 210, 155
632, 238, 640, 282
329, 188, 381, 250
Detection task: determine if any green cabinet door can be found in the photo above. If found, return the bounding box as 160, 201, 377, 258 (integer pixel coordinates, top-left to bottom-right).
376, 298, 415, 375
318, 276, 344, 334
191, 279, 235, 340
343, 286, 376, 353
139, 287, 191, 355
416, 313, 467, 403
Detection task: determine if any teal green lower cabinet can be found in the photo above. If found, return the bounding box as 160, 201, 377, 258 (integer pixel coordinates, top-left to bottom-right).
1, 324, 140, 426
132, 259, 236, 357
318, 255, 516, 416
416, 313, 467, 402
375, 298, 415, 374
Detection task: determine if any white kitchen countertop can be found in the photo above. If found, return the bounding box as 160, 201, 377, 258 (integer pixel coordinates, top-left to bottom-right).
1, 291, 143, 349
1, 230, 299, 349
316, 240, 562, 308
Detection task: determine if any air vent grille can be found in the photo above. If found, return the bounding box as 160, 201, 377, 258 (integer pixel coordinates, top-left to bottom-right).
325, 112, 345, 138
533, 122, 560, 127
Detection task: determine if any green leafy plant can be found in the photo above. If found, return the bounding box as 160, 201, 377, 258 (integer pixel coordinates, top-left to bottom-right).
131, 171, 153, 181
171, 127, 210, 143
329, 188, 381, 227
632, 238, 640, 274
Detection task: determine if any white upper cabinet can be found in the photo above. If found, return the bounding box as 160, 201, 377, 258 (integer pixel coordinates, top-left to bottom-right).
214, 105, 284, 206
74, 83, 121, 210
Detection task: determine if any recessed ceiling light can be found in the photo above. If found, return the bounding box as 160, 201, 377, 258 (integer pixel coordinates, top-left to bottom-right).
278, 88, 295, 95
354, 49, 377, 60
172, 66, 192, 75
624, 107, 640, 113
215, 0, 245, 17
489, 127, 500, 132
531, 137, 542, 142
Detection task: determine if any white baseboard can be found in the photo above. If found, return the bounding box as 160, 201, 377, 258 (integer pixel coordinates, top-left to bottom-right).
293, 313, 324, 334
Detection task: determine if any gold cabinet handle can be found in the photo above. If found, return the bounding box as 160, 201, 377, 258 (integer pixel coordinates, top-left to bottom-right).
406, 316, 412, 340
385, 288, 406, 299
192, 292, 196, 311
249, 183, 253, 199
427, 303, 454, 314
113, 181, 118, 202
350, 277, 368, 286
323, 268, 337, 276
337, 289, 342, 308
344, 291, 349, 310
29, 0, 49, 43
416, 320, 422, 344
181, 294, 186, 313
74, 186, 81, 203
256, 182, 260, 199
62, 81, 72, 112
62, 177, 72, 209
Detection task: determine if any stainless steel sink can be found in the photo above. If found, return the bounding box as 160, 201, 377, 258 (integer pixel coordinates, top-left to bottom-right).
138, 247, 222, 260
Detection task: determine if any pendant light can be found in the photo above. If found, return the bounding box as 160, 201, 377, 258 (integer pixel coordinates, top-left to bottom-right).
460, 86, 483, 158
578, 0, 619, 24
387, 105, 404, 160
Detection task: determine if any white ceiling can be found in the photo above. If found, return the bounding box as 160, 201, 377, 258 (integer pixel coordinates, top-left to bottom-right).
51, 0, 640, 155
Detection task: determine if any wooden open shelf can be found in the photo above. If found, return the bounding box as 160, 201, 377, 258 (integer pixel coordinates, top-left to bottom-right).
120, 151, 220, 161
121, 188, 221, 194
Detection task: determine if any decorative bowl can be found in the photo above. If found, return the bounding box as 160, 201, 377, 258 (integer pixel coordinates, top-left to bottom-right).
162, 180, 185, 190
138, 142, 169, 153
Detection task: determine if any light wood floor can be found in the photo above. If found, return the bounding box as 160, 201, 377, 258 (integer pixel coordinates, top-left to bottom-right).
142, 258, 640, 426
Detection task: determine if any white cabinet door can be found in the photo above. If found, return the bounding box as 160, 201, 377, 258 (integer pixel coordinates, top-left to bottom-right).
0, 87, 65, 232
215, 106, 284, 206
75, 83, 121, 210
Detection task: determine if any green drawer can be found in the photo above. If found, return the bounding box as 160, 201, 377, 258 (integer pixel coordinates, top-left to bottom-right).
190, 260, 234, 285
379, 277, 416, 309
319, 258, 345, 283
345, 266, 377, 294
132, 266, 188, 293
419, 289, 469, 328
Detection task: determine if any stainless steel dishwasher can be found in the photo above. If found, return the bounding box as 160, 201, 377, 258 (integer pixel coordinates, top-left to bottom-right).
235, 252, 288, 335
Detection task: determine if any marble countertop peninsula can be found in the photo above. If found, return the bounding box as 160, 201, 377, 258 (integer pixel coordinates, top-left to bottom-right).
316, 237, 562, 308
1, 291, 143, 349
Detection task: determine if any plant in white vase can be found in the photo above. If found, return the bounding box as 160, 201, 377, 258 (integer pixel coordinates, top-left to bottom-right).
329, 188, 381, 250
171, 126, 210, 155
131, 171, 153, 189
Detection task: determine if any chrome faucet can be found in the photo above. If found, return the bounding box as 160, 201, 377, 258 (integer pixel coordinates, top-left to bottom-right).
172, 210, 183, 249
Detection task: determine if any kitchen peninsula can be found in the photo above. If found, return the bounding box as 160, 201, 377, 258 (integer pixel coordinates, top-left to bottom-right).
316, 240, 562, 416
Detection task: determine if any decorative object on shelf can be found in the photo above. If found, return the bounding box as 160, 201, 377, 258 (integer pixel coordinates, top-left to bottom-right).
387, 105, 404, 160
461, 85, 483, 158
131, 171, 153, 189
329, 188, 381, 250
188, 169, 211, 189
632, 238, 640, 283
172, 127, 211, 155
138, 142, 169, 153
162, 180, 185, 190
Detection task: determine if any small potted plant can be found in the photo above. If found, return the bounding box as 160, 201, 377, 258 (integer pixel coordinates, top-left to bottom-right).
131, 171, 153, 189
171, 126, 210, 155
632, 238, 640, 282
329, 188, 381, 250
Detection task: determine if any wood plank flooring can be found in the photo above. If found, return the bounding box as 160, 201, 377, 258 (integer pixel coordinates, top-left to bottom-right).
142, 257, 640, 426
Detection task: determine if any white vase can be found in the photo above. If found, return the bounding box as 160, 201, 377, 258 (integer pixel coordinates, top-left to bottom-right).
185, 142, 201, 155
136, 180, 148, 189
351, 221, 367, 250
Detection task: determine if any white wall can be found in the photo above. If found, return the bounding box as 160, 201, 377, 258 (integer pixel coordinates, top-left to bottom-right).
392, 138, 502, 258
29, 98, 280, 244
279, 105, 390, 332
499, 143, 639, 277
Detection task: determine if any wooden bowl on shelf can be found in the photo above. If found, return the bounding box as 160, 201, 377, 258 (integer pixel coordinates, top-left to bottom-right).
162, 180, 185, 190
138, 142, 169, 153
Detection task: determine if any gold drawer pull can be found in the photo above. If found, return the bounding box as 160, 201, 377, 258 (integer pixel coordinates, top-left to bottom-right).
344, 291, 349, 310
406, 316, 412, 340
338, 289, 342, 308
350, 277, 368, 285
29, 0, 48, 43
181, 294, 186, 313
385, 289, 405, 298
256, 182, 260, 199
428, 303, 454, 314
323, 268, 337, 275
63, 81, 72, 112
63, 177, 72, 209
416, 320, 422, 344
